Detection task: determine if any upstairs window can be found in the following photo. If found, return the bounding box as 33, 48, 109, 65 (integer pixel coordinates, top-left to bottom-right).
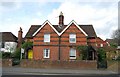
43, 49, 50, 58
69, 34, 76, 43
44, 33, 50, 42
100, 44, 103, 47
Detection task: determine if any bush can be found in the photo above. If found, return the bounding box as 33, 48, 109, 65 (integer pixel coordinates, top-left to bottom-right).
12, 48, 21, 59
98, 48, 106, 62
116, 56, 120, 61
2, 52, 11, 59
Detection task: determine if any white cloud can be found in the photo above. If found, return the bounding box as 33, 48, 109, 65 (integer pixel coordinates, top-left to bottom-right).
0, 1, 118, 40
0, 2, 22, 13
47, 1, 118, 40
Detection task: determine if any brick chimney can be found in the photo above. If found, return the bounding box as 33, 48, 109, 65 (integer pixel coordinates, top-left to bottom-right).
18, 27, 23, 48
58, 11, 64, 29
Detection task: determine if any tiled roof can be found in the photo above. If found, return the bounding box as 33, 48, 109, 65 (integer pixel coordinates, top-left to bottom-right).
105, 39, 118, 44
25, 24, 97, 38
80, 25, 97, 37
53, 25, 67, 33
25, 25, 41, 38
0, 32, 18, 42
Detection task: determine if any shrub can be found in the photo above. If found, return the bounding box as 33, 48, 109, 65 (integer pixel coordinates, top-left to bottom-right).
12, 48, 21, 59
98, 48, 106, 62
2, 52, 11, 59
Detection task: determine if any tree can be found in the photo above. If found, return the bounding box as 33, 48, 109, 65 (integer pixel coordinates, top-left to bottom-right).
77, 46, 88, 60
12, 48, 21, 59
21, 42, 33, 49
21, 42, 33, 59
97, 48, 106, 62
112, 29, 120, 39
12, 42, 33, 59
112, 29, 120, 46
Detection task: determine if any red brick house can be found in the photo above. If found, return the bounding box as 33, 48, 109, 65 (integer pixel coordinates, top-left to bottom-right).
96, 37, 108, 48
25, 12, 107, 61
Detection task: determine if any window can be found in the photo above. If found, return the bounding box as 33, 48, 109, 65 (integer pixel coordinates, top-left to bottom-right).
100, 44, 103, 47
43, 49, 50, 58
69, 48, 76, 59
69, 34, 76, 43
44, 33, 50, 42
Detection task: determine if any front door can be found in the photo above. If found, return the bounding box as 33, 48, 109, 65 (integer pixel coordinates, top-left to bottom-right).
28, 50, 33, 59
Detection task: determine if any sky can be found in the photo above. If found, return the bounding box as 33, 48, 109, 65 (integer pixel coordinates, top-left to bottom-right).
0, 0, 119, 40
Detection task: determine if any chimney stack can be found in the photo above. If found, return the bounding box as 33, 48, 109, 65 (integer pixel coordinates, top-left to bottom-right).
58, 11, 64, 28
18, 27, 23, 48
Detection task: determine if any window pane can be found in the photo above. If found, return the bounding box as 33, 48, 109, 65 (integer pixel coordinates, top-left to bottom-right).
69, 34, 76, 43
44, 49, 50, 58
70, 48, 76, 59
46, 49, 48, 57
44, 34, 50, 42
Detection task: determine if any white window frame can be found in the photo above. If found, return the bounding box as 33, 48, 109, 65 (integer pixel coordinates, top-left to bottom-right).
69, 34, 76, 43
69, 48, 76, 59
44, 33, 50, 42
100, 44, 103, 47
43, 49, 50, 58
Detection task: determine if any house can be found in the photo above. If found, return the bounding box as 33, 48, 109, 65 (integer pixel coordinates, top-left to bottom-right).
96, 37, 108, 48
24, 12, 107, 61
0, 32, 18, 53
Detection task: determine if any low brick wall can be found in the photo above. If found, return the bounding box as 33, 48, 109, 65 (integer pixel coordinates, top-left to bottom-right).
2, 59, 12, 67
20, 59, 97, 69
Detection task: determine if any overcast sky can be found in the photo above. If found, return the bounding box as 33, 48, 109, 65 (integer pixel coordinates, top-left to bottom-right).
0, 0, 119, 40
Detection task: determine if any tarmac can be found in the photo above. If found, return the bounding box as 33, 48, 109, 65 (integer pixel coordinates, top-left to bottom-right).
2, 66, 118, 75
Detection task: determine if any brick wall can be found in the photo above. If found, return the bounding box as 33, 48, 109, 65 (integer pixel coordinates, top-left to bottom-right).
33, 23, 59, 60
20, 59, 97, 69
61, 23, 87, 46
33, 46, 59, 60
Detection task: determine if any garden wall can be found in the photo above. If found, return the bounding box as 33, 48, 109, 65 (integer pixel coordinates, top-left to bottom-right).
2, 59, 12, 67
20, 59, 97, 69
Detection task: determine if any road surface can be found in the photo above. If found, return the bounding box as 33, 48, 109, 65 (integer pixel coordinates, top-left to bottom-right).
1, 67, 119, 77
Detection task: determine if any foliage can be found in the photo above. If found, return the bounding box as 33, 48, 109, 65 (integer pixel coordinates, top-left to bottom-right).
21, 41, 33, 59
111, 29, 120, 46
110, 43, 117, 48
97, 48, 106, 62
21, 42, 33, 49
0, 52, 2, 58
2, 52, 11, 59
116, 56, 120, 61
12, 48, 21, 59
112, 29, 120, 40
77, 46, 88, 60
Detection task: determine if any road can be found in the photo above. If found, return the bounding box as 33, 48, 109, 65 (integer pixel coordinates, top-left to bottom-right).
1, 67, 119, 77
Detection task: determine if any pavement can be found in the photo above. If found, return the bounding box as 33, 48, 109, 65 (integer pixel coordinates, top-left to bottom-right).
2, 66, 118, 75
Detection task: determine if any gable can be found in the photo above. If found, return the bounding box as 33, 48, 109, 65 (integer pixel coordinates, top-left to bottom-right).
33, 20, 60, 36
27, 20, 96, 37
59, 20, 88, 36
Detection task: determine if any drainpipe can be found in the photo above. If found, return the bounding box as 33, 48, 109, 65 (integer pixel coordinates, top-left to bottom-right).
58, 36, 61, 60
86, 36, 89, 60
